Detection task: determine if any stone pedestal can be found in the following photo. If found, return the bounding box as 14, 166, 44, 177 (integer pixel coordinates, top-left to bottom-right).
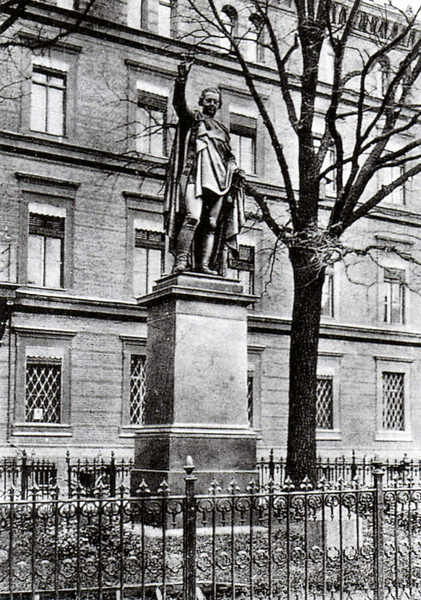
131, 272, 258, 494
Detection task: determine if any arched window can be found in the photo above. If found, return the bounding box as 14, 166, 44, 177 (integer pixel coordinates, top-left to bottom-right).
220, 5, 238, 51
243, 13, 264, 63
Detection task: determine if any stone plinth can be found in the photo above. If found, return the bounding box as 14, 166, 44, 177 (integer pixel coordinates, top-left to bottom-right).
131, 272, 258, 493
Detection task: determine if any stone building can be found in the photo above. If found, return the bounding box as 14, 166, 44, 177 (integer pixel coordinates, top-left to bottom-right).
0, 0, 421, 476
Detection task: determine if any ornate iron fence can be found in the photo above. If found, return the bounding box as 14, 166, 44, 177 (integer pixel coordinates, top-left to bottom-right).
258, 450, 418, 488
1, 459, 421, 599
0, 451, 57, 499
66, 452, 134, 497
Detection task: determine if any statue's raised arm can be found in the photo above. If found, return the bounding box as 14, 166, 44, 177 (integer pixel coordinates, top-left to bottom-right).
164, 61, 245, 276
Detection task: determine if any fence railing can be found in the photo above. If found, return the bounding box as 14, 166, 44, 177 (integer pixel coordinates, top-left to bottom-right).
0, 452, 134, 499
0, 451, 57, 499
1, 458, 421, 600
66, 452, 134, 497
258, 450, 419, 488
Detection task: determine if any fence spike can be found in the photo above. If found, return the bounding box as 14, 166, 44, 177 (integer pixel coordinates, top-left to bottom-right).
300, 476, 313, 491
158, 479, 170, 494
227, 478, 240, 494
208, 479, 221, 494
135, 478, 151, 496
283, 476, 295, 492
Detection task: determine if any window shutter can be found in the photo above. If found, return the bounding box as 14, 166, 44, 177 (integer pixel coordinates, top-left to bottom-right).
29, 213, 65, 238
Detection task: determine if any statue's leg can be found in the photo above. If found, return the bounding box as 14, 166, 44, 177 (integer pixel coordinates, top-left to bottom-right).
173, 184, 202, 274
199, 194, 224, 275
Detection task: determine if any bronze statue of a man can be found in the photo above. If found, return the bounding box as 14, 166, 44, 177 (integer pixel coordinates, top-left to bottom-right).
165, 61, 245, 275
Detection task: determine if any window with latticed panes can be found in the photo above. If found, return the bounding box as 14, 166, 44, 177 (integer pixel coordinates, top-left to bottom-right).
130, 354, 146, 425
247, 374, 254, 427
25, 357, 62, 423
382, 371, 405, 430
316, 376, 334, 429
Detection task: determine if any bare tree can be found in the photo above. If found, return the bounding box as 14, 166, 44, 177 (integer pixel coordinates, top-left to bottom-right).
179, 0, 421, 483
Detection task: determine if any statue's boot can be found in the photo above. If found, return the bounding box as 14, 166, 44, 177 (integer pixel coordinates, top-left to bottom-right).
199, 232, 218, 275
172, 221, 196, 274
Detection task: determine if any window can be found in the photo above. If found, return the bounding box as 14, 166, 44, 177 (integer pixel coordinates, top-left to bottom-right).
243, 14, 264, 63
227, 244, 255, 294
134, 228, 165, 296
383, 165, 405, 205
382, 371, 405, 431
247, 345, 264, 431
127, 0, 145, 28
136, 91, 167, 156
324, 147, 336, 196
26, 356, 62, 423
13, 330, 74, 437
27, 210, 64, 288
120, 337, 147, 433
157, 0, 173, 37
383, 268, 405, 325
230, 113, 257, 175
130, 354, 147, 425
220, 5, 237, 50
316, 376, 334, 429
375, 357, 411, 441
31, 66, 66, 136
321, 271, 334, 317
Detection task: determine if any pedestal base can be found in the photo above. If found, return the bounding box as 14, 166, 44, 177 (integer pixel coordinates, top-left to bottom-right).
132, 273, 258, 495
132, 425, 258, 494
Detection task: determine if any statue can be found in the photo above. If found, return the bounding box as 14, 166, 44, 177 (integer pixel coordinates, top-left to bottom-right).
165, 61, 245, 275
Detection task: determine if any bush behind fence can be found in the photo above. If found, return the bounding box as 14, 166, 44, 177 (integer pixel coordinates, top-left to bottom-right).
1, 459, 421, 600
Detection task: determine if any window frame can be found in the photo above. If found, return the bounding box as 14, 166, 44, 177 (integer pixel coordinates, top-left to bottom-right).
247, 345, 264, 432
316, 353, 342, 441
227, 243, 255, 295
321, 269, 334, 318
20, 46, 82, 142
230, 113, 257, 175
120, 336, 147, 436
375, 356, 412, 441
30, 65, 67, 137
136, 90, 168, 157
382, 267, 406, 325
124, 192, 166, 298
12, 327, 75, 438
17, 173, 77, 290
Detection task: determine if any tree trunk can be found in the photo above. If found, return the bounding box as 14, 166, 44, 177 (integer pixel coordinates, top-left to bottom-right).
286, 246, 325, 486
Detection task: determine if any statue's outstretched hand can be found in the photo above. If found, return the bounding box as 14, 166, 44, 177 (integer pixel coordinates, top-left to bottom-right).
177, 59, 194, 80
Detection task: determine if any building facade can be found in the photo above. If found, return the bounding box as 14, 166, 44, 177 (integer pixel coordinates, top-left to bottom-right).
1, 0, 421, 476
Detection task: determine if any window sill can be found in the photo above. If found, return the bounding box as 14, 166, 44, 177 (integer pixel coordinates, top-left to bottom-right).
12, 423, 73, 437
316, 429, 342, 441
375, 430, 412, 442
119, 425, 143, 438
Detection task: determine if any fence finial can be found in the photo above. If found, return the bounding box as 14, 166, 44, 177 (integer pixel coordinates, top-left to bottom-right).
184, 455, 195, 475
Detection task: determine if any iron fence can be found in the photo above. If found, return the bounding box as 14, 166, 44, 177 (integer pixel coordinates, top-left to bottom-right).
1, 459, 421, 599
0, 451, 57, 500
66, 452, 134, 497
258, 450, 418, 488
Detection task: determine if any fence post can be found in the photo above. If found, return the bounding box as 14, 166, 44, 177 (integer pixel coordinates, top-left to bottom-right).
373, 458, 385, 600
184, 456, 197, 600
110, 452, 116, 497
21, 450, 28, 500
269, 448, 275, 482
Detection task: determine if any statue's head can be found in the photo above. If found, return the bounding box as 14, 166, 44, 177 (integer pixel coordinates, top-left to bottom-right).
199, 87, 222, 117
